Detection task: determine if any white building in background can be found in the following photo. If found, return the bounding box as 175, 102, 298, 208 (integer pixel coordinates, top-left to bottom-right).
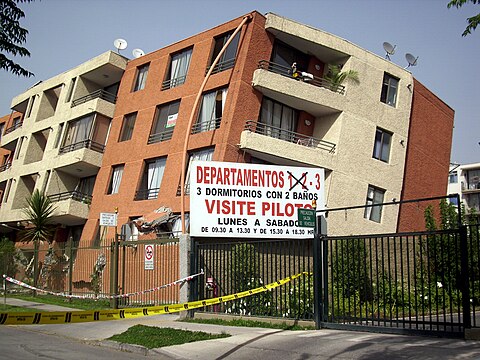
448, 162, 480, 222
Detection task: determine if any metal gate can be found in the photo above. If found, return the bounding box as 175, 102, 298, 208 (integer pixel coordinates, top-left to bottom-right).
318, 227, 471, 337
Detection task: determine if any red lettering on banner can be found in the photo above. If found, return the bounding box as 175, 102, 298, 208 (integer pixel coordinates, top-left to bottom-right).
205, 199, 256, 215
261, 202, 311, 216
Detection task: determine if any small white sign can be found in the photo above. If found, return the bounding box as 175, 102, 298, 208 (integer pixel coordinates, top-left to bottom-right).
100, 212, 117, 227
144, 244, 154, 270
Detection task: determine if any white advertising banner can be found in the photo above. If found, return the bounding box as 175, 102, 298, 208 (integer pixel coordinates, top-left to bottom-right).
190, 161, 324, 238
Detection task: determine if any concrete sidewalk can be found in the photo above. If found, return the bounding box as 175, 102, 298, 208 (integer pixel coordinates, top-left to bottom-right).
2, 298, 480, 359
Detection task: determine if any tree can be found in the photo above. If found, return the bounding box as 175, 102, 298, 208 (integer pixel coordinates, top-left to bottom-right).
448, 0, 480, 36
324, 64, 360, 92
0, 0, 34, 77
21, 189, 57, 245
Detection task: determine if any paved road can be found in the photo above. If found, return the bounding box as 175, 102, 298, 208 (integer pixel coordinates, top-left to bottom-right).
1, 298, 480, 359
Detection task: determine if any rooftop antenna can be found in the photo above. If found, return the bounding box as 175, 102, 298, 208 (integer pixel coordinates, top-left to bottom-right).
132, 48, 145, 58
383, 42, 396, 60
113, 38, 128, 54
404, 53, 419, 69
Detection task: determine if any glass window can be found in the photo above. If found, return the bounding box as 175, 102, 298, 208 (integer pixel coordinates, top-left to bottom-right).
149, 101, 179, 144
108, 164, 124, 194
76, 176, 96, 197
449, 172, 458, 184
364, 185, 385, 223
185, 148, 214, 194
163, 48, 192, 90
259, 98, 298, 141
373, 127, 392, 163
0, 123, 4, 142
119, 112, 137, 142
467, 169, 480, 190
62, 114, 94, 148
136, 157, 167, 200
209, 31, 240, 73
133, 63, 149, 92
192, 88, 227, 134
380, 73, 399, 107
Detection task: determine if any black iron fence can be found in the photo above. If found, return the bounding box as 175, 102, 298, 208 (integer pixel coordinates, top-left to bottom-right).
192, 238, 314, 319
71, 89, 117, 107
59, 139, 105, 154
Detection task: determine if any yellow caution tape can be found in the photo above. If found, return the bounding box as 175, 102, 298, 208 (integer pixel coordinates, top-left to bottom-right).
0, 272, 311, 325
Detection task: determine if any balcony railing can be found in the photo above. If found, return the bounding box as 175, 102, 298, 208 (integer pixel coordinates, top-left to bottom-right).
205, 58, 236, 75
0, 162, 11, 172
244, 120, 336, 153
191, 117, 222, 134
48, 190, 92, 204
59, 139, 105, 154
135, 188, 159, 200
71, 90, 117, 107
462, 181, 480, 193
148, 128, 174, 144
161, 75, 187, 90
4, 121, 23, 135
257, 60, 346, 95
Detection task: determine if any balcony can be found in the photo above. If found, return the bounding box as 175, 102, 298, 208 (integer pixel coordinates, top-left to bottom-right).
191, 118, 221, 134
48, 191, 91, 225
59, 140, 105, 155
258, 60, 345, 94
205, 58, 235, 75
71, 90, 117, 108
252, 62, 346, 117
161, 75, 187, 91
4, 121, 23, 135
240, 120, 335, 169
148, 128, 174, 144
135, 188, 159, 201
462, 181, 480, 194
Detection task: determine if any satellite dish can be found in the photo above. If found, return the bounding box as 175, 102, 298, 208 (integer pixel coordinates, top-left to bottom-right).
405, 53, 419, 69
132, 48, 145, 58
383, 42, 396, 60
113, 38, 128, 53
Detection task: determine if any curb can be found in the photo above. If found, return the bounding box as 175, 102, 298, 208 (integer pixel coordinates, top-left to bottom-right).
86, 340, 150, 356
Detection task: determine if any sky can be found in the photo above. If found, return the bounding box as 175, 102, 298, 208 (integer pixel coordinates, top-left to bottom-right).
1, 0, 479, 164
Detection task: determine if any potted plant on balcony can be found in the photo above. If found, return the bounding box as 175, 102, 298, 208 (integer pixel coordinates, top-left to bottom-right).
324, 64, 360, 93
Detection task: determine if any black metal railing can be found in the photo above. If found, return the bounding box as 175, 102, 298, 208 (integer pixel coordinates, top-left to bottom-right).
48, 190, 92, 204
244, 120, 336, 153
71, 89, 117, 107
59, 139, 105, 154
467, 223, 480, 328
134, 188, 160, 200
191, 117, 222, 134
205, 58, 236, 75
257, 60, 346, 95
192, 238, 314, 319
161, 75, 187, 90
4, 121, 23, 135
0, 162, 12, 172
148, 128, 174, 144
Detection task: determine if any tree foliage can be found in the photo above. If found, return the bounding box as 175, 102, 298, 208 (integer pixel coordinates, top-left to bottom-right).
21, 189, 57, 244
448, 0, 480, 36
0, 0, 34, 77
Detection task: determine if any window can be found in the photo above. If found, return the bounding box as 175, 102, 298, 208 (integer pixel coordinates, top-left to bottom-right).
270, 41, 309, 76
184, 148, 214, 194
61, 114, 94, 151
373, 128, 392, 162
364, 185, 385, 223
76, 176, 96, 197
449, 197, 459, 206
192, 88, 227, 134
133, 63, 149, 91
108, 164, 124, 194
0, 123, 4, 142
380, 73, 399, 107
449, 172, 458, 184
149, 101, 179, 144
259, 98, 298, 141
119, 112, 137, 142
163, 48, 192, 90
136, 157, 167, 200
122, 217, 140, 241
209, 31, 240, 73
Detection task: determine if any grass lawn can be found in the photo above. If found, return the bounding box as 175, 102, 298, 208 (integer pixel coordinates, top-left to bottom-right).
108, 325, 230, 349
6, 293, 110, 310
181, 317, 314, 330
0, 304, 42, 312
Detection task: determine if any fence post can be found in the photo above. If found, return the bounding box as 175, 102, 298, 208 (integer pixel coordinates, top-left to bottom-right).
68, 236, 74, 302
459, 225, 471, 330
110, 236, 119, 309
313, 211, 322, 329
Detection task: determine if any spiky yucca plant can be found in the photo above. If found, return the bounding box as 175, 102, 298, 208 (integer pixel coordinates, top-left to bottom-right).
21, 189, 57, 244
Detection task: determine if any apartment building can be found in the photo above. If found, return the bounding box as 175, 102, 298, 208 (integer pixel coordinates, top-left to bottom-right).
78, 11, 453, 242
448, 163, 480, 222
0, 51, 128, 242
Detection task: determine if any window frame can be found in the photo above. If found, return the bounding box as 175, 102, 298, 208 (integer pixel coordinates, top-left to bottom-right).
380, 73, 399, 107
135, 157, 167, 200
364, 185, 385, 223
149, 100, 180, 144
372, 127, 393, 163
119, 112, 137, 142
107, 164, 125, 195
184, 148, 214, 194
133, 63, 149, 92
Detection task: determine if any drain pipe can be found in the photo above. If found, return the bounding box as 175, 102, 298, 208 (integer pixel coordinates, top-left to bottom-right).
180, 14, 252, 234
